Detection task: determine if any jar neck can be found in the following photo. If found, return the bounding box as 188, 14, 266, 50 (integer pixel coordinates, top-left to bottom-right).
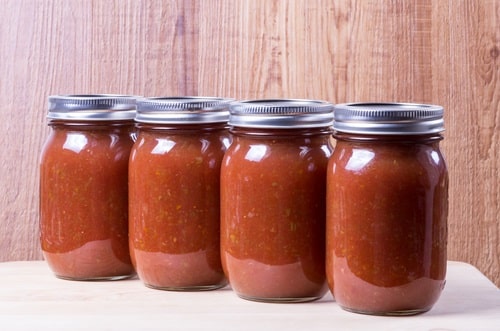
230, 126, 333, 137
333, 131, 444, 144
48, 120, 135, 129
135, 122, 228, 133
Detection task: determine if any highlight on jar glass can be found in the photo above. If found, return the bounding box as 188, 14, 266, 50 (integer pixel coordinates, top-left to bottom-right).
128, 96, 232, 291
39, 94, 137, 280
220, 99, 334, 303
326, 102, 448, 315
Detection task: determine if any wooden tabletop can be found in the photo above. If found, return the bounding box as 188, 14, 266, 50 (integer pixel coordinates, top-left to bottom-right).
0, 260, 498, 330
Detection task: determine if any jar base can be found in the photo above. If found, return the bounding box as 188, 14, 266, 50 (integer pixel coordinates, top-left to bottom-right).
55, 274, 135, 281
144, 283, 227, 292
237, 293, 323, 303
340, 305, 431, 316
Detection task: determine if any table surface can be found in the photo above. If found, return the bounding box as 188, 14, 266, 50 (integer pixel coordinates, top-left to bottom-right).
0, 261, 498, 330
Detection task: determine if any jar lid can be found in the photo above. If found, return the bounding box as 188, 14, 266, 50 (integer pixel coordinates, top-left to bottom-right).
229, 99, 334, 128
135, 97, 232, 124
333, 102, 444, 135
47, 94, 137, 121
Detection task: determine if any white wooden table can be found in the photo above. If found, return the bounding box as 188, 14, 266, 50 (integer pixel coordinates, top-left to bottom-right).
0, 261, 498, 330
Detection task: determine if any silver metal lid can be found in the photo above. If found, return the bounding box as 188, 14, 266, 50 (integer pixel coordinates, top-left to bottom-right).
47, 94, 137, 121
333, 103, 444, 135
135, 97, 232, 124
229, 99, 334, 128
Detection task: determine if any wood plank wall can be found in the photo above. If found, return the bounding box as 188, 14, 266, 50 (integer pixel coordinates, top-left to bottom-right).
0, 0, 498, 286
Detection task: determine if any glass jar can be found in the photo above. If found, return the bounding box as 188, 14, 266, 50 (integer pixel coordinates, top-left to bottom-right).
326, 102, 448, 315
129, 96, 232, 291
40, 94, 137, 280
221, 99, 334, 303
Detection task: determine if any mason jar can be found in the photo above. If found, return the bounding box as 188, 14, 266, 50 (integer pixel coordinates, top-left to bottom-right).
129, 96, 232, 291
326, 102, 448, 315
221, 99, 334, 302
40, 94, 137, 280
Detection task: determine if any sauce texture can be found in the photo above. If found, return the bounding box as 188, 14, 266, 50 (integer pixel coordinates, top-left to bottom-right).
129, 125, 228, 290
40, 123, 135, 280
221, 129, 331, 301
326, 135, 448, 314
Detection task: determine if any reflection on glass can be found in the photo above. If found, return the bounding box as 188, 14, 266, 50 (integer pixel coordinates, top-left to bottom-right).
245, 144, 268, 162
63, 133, 88, 153
345, 149, 375, 172
430, 151, 440, 165
151, 139, 176, 155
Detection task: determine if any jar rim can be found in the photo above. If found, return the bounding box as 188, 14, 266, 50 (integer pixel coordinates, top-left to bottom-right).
229, 99, 334, 128
47, 94, 137, 121
333, 102, 444, 135
135, 96, 232, 124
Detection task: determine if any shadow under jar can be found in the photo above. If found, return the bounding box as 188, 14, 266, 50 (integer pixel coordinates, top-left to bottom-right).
326, 103, 449, 315
128, 97, 232, 291
221, 99, 334, 303
40, 94, 137, 280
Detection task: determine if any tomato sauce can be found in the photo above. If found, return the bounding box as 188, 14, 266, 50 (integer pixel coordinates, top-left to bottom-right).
220, 99, 334, 302
326, 103, 448, 315
40, 95, 136, 280
128, 97, 231, 290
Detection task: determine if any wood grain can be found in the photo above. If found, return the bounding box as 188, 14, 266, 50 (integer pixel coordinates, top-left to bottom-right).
0, 0, 498, 286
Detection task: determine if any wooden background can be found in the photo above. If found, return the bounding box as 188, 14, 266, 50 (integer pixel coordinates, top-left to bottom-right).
0, 0, 498, 286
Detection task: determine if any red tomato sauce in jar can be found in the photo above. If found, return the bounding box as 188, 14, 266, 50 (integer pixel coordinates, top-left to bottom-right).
128, 97, 231, 290
326, 103, 448, 315
221, 99, 334, 302
40, 95, 136, 280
